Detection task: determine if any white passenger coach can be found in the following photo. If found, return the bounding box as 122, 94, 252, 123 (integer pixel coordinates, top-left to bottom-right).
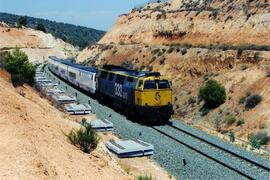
48, 56, 97, 94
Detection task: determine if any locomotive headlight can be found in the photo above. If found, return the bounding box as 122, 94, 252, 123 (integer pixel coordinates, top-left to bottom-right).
154, 76, 160, 81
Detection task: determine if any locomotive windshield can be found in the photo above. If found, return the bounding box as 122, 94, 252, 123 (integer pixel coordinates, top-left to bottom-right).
144, 81, 157, 90
158, 80, 170, 89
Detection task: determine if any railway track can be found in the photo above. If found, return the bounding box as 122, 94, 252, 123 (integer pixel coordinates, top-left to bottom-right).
151, 123, 270, 180
43, 65, 270, 179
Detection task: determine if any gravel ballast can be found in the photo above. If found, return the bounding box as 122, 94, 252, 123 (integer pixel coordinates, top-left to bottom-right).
44, 67, 270, 179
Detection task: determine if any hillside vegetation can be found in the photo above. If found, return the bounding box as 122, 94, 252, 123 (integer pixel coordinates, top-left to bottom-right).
77, 0, 270, 151
3, 48, 35, 87
0, 12, 105, 48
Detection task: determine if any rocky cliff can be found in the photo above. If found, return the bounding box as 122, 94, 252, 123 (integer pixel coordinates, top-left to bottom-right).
77, 0, 270, 149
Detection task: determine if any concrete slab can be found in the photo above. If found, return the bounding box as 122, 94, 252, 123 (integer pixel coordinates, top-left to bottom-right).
106, 139, 154, 158
52, 94, 77, 103
64, 104, 92, 115
35, 77, 51, 83
38, 82, 58, 87
35, 75, 45, 79
35, 72, 44, 76
45, 87, 65, 95
85, 119, 113, 131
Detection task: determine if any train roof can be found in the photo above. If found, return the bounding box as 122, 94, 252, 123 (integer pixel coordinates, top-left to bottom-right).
102, 65, 161, 78
48, 56, 162, 78
48, 56, 97, 73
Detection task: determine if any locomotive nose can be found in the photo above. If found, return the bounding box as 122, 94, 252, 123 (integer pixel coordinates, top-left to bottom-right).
154, 92, 161, 103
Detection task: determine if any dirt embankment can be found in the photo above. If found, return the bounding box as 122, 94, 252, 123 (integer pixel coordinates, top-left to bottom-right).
77, 0, 270, 146
0, 68, 174, 179
0, 23, 79, 64
0, 70, 131, 180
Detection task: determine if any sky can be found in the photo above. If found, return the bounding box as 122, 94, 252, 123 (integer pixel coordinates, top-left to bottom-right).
0, 0, 150, 31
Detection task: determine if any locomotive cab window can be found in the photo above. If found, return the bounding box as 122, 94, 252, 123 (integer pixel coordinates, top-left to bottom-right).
137, 80, 143, 89
158, 80, 170, 89
144, 80, 157, 90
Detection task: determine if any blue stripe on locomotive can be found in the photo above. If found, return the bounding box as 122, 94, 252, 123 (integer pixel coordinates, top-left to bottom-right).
98, 76, 136, 106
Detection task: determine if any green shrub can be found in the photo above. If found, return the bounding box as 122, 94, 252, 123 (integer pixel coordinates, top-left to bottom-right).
11, 73, 25, 87
249, 135, 261, 149
81, 118, 87, 125
167, 47, 174, 53
121, 61, 133, 70
249, 132, 270, 149
198, 79, 226, 108
267, 69, 270, 77
181, 48, 187, 55
188, 96, 196, 104
255, 132, 270, 145
245, 94, 262, 109
237, 48, 243, 58
3, 48, 35, 86
18, 16, 27, 27
137, 175, 152, 180
259, 124, 266, 129
200, 108, 210, 116
236, 119, 245, 126
67, 124, 99, 153
151, 49, 159, 55
159, 57, 165, 65
239, 92, 252, 104
239, 96, 246, 104
240, 64, 248, 70
35, 23, 46, 33
112, 49, 117, 54
150, 56, 156, 63
226, 114, 236, 125
203, 72, 214, 81
157, 51, 163, 56
228, 131, 235, 142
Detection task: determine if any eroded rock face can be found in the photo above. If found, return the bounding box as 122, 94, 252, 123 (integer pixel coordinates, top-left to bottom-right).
99, 0, 270, 46
0, 24, 79, 64
77, 0, 270, 142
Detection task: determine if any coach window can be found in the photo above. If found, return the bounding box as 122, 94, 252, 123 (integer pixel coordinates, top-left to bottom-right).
100, 71, 108, 79
69, 72, 76, 79
125, 76, 134, 86
108, 73, 115, 81
127, 77, 134, 83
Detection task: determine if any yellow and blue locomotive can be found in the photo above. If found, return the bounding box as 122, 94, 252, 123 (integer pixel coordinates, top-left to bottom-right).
97, 65, 173, 121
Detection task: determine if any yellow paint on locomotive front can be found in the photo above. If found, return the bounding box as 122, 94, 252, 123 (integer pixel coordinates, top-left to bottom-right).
135, 76, 172, 107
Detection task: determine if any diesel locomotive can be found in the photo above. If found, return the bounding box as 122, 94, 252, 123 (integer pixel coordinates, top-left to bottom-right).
47, 56, 173, 122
